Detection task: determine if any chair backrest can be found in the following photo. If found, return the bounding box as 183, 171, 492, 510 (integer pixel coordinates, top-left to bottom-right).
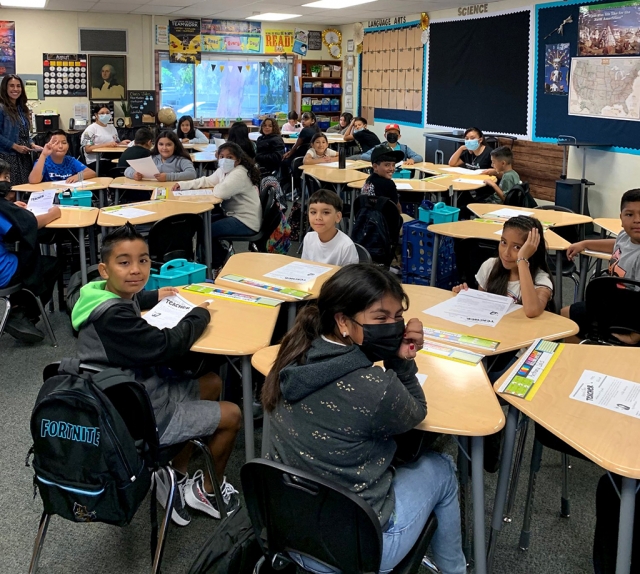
536, 205, 580, 245
585, 276, 640, 342
148, 213, 203, 265
455, 238, 498, 289
504, 182, 537, 208
108, 166, 127, 179
240, 459, 382, 574
254, 189, 284, 251
354, 243, 372, 263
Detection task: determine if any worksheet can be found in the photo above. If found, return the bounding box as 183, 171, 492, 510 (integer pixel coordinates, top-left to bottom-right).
143, 295, 197, 330
453, 178, 485, 185
102, 206, 155, 219
51, 181, 91, 188
423, 289, 514, 328
26, 190, 55, 215
440, 167, 483, 175
173, 189, 215, 196
395, 182, 414, 190
264, 262, 332, 284
320, 160, 358, 168
126, 156, 160, 179
485, 208, 534, 219
570, 370, 640, 420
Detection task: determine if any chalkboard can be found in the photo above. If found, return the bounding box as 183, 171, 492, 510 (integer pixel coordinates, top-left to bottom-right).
308, 31, 322, 51
128, 90, 156, 127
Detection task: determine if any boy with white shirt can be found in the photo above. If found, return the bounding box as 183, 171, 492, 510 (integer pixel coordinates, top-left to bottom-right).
302, 189, 359, 266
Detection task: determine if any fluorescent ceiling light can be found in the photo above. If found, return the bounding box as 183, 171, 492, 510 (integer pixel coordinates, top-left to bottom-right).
246, 13, 300, 21
0, 0, 46, 6
302, 0, 376, 7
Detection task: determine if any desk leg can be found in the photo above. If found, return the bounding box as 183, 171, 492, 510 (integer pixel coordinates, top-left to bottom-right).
287, 302, 297, 329
241, 355, 255, 461
596, 227, 607, 276
349, 185, 358, 236
615, 477, 636, 574
99, 187, 105, 209
471, 436, 487, 574
458, 437, 472, 563
261, 410, 271, 458
452, 186, 458, 207
430, 234, 441, 287
300, 175, 307, 240
577, 253, 588, 303
487, 405, 519, 573
88, 226, 97, 265
79, 228, 88, 285
555, 251, 563, 311
204, 211, 213, 279
95, 153, 102, 177
115, 189, 120, 205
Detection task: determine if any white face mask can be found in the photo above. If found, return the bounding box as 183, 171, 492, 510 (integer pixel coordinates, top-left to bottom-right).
218, 158, 236, 173
98, 114, 111, 125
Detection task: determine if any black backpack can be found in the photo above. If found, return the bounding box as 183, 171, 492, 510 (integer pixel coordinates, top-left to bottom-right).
504, 182, 538, 208
351, 195, 398, 266
27, 359, 158, 527
188, 507, 263, 574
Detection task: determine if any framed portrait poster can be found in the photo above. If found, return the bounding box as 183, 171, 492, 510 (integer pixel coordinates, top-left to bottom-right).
89, 54, 127, 100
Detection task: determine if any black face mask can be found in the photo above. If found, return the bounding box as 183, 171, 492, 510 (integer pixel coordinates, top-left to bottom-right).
351, 318, 405, 362
386, 133, 399, 144
0, 181, 12, 198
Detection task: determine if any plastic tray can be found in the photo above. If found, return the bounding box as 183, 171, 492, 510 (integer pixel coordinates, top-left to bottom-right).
146, 258, 207, 291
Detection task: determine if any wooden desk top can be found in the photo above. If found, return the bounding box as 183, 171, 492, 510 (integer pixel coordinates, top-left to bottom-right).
297, 166, 373, 184
407, 164, 491, 190
92, 146, 127, 154
252, 344, 505, 437
215, 253, 339, 300
469, 203, 593, 227
178, 287, 280, 356
428, 220, 571, 251
97, 200, 212, 227
348, 178, 449, 193
299, 160, 371, 171
495, 344, 640, 478
283, 134, 347, 145
193, 144, 217, 153
594, 217, 622, 236
46, 206, 98, 228
13, 177, 113, 193
402, 284, 579, 356
108, 177, 175, 190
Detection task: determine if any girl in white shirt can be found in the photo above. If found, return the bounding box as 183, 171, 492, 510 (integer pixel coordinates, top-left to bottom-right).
80, 105, 130, 172
303, 133, 338, 165
173, 142, 262, 271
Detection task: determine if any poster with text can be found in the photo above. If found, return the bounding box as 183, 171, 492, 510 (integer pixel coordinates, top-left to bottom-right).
169, 19, 201, 63
201, 19, 261, 53
579, 0, 640, 56
264, 29, 294, 54
0, 21, 15, 76
544, 43, 570, 94
309, 31, 322, 50
43, 54, 88, 97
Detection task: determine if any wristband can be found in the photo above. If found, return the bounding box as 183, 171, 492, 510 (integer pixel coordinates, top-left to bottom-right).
516, 258, 529, 266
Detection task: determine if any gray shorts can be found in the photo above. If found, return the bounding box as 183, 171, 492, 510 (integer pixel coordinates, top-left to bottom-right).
140, 371, 221, 447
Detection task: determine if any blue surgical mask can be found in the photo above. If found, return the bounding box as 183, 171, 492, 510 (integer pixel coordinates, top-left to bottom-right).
353, 127, 363, 134
98, 114, 111, 125
218, 158, 236, 173
465, 138, 480, 151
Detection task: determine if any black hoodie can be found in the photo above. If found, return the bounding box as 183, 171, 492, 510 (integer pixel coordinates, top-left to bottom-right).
264, 337, 426, 527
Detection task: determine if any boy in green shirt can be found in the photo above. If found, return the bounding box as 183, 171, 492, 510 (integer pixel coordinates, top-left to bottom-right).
483, 146, 520, 204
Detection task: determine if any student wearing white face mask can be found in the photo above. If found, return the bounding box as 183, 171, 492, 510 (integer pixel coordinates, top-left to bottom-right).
173, 142, 262, 272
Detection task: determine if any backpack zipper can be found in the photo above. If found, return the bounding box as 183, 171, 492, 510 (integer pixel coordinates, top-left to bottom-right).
35, 475, 105, 496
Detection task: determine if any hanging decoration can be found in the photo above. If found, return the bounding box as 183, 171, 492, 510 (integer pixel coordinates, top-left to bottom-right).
211, 64, 216, 72
353, 22, 364, 47
544, 15, 573, 40
220, 65, 225, 71
238, 65, 242, 72
322, 28, 342, 60
420, 12, 430, 45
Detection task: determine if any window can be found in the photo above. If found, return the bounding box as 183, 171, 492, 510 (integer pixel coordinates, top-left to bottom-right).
158, 52, 291, 120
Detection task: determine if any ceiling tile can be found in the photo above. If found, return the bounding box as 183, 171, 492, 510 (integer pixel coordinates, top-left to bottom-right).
131, 4, 186, 12
138, 0, 201, 6
47, 0, 98, 10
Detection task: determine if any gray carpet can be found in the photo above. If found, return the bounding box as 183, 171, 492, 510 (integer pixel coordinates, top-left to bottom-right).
0, 275, 602, 573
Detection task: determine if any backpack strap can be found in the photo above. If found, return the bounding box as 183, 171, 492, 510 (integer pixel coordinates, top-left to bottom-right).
58, 358, 82, 377
91, 368, 138, 392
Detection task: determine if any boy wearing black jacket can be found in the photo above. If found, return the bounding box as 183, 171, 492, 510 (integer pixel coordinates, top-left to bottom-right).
71, 223, 242, 526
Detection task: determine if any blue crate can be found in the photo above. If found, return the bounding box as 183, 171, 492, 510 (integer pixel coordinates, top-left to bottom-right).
321, 104, 330, 111
401, 220, 456, 279
330, 104, 340, 111
311, 105, 322, 112
333, 87, 342, 95
313, 87, 323, 94
323, 88, 332, 94
400, 201, 417, 218
317, 121, 330, 130
145, 258, 207, 290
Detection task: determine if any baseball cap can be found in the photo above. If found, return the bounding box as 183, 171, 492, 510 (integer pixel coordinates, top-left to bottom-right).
384, 123, 401, 133
370, 144, 405, 165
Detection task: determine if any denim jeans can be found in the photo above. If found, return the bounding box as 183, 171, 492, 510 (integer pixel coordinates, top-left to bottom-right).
291, 451, 466, 574
210, 214, 257, 268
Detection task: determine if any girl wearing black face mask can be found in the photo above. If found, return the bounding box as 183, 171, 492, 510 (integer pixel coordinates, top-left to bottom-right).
262, 264, 466, 574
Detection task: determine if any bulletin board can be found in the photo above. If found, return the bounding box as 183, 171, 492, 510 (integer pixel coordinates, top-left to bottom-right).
425, 10, 531, 136
534, 0, 639, 151
360, 23, 424, 126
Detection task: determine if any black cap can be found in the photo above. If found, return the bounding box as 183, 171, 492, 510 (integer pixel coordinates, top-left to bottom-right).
370, 144, 405, 165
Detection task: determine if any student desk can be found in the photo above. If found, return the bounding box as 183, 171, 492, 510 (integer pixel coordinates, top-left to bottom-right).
12, 177, 114, 207
299, 159, 371, 171
595, 218, 622, 236
98, 200, 215, 278
427, 220, 571, 311
406, 164, 491, 206
183, 143, 215, 151
215, 252, 339, 327
190, 152, 217, 177
45, 206, 99, 285
402, 284, 578, 356
489, 344, 640, 574
178, 285, 281, 462
108, 177, 174, 204
283, 134, 348, 146
251, 343, 504, 574
91, 145, 127, 176
468, 203, 593, 228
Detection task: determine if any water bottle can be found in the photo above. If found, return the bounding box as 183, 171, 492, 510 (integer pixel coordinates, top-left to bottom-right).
338, 145, 346, 169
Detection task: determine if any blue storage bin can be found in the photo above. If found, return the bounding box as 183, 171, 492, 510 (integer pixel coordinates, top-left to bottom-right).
145, 258, 207, 291
303, 82, 313, 90
59, 190, 93, 207
321, 104, 330, 111
313, 87, 323, 94
311, 105, 321, 112
333, 87, 342, 95
317, 121, 330, 130
323, 88, 332, 94
418, 201, 460, 224
330, 104, 340, 111
252, 118, 261, 126
392, 169, 412, 180
401, 220, 456, 281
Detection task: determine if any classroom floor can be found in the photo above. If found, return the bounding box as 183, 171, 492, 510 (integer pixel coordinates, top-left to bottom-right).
0, 272, 603, 574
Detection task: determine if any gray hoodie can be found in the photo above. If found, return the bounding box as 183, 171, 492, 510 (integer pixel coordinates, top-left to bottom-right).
124, 154, 197, 181
265, 337, 426, 527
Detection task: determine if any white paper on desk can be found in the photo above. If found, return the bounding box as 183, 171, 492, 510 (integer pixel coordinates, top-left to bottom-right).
200, 144, 217, 152
570, 370, 640, 419
214, 138, 226, 147
395, 182, 414, 190
441, 167, 482, 175
103, 206, 154, 219
494, 229, 504, 236
249, 132, 260, 141
51, 180, 91, 188
127, 156, 160, 179
453, 178, 485, 185
26, 190, 55, 215
485, 208, 534, 219
423, 289, 514, 328
143, 295, 196, 330
264, 261, 331, 284
320, 160, 356, 168
173, 188, 215, 196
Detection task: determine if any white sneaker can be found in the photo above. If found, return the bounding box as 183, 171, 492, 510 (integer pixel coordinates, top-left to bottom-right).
184, 470, 240, 519
154, 469, 191, 526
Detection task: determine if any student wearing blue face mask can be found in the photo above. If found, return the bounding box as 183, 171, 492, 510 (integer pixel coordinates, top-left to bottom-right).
448, 126, 492, 171
173, 142, 262, 273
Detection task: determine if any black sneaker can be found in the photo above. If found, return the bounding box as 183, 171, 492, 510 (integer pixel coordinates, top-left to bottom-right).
5, 310, 44, 343
154, 469, 191, 526
184, 470, 240, 519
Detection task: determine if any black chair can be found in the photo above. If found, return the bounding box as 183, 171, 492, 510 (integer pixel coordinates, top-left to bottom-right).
354, 243, 372, 263
241, 459, 439, 574
504, 183, 537, 209
30, 362, 226, 574
147, 213, 203, 270
454, 239, 497, 289
290, 156, 305, 202
0, 284, 57, 347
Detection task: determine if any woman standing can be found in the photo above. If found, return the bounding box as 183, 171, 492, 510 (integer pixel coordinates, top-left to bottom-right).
0, 75, 41, 186
255, 117, 284, 174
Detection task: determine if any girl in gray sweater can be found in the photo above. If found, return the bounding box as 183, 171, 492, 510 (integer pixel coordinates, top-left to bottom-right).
124, 130, 196, 182
261, 265, 466, 574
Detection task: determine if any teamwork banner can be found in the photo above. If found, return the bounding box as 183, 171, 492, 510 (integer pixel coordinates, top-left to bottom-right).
201, 19, 262, 53
579, 0, 640, 56
0, 21, 15, 76
169, 19, 201, 64
264, 29, 294, 54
